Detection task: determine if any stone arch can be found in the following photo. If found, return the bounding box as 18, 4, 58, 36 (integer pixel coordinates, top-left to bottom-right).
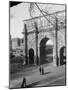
29, 48, 34, 64
27, 31, 56, 66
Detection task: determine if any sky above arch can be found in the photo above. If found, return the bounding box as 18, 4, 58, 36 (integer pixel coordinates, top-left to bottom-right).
10, 2, 65, 39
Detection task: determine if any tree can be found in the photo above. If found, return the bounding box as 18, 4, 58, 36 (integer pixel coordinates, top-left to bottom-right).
29, 2, 35, 18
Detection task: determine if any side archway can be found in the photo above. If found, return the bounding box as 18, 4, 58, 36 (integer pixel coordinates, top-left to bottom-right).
29, 48, 34, 64
60, 46, 66, 65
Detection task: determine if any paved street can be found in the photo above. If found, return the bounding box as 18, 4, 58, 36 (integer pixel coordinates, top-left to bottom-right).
10, 64, 66, 89
29, 70, 65, 87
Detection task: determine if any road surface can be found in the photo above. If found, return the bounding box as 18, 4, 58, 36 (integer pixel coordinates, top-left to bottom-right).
10, 64, 66, 89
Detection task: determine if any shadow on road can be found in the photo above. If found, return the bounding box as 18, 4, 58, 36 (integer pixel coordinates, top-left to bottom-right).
23, 72, 51, 88
43, 72, 51, 75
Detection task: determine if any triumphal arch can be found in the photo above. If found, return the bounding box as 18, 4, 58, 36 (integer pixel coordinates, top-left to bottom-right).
22, 10, 66, 66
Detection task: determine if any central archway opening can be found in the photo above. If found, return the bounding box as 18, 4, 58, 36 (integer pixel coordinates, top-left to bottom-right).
40, 37, 53, 64
29, 48, 34, 64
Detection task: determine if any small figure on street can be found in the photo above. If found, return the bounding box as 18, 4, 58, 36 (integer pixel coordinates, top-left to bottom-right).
21, 77, 26, 88
39, 66, 42, 75
42, 66, 44, 75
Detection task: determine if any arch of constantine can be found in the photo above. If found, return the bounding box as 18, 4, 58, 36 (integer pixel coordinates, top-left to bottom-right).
22, 10, 66, 66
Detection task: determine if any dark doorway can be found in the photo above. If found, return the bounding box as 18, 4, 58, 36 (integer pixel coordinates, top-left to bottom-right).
29, 48, 34, 64
60, 46, 66, 65
40, 37, 49, 64
40, 37, 53, 64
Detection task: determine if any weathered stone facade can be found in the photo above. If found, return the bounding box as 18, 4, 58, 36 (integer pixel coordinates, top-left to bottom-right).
23, 14, 66, 66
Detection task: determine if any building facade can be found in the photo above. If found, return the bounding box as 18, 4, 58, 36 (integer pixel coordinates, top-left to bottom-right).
22, 11, 66, 66
11, 38, 24, 56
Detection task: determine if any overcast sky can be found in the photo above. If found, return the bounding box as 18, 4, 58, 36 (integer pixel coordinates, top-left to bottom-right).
10, 2, 65, 39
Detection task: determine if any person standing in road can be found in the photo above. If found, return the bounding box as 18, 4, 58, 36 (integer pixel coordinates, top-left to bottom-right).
21, 77, 26, 88
39, 66, 42, 75
42, 66, 44, 75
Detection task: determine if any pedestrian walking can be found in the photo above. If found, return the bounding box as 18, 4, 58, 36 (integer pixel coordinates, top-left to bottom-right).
39, 66, 42, 75
21, 77, 26, 88
42, 66, 44, 75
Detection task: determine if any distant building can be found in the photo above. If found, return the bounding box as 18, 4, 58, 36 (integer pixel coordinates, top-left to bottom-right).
11, 38, 24, 56
12, 38, 20, 50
